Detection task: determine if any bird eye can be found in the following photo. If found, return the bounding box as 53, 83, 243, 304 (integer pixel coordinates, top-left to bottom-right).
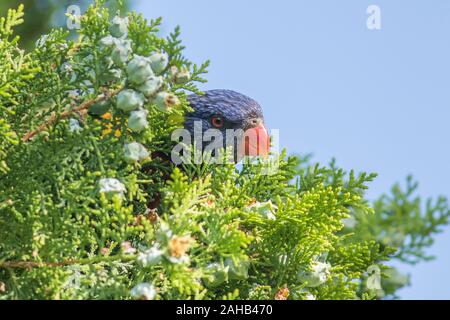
211, 116, 224, 128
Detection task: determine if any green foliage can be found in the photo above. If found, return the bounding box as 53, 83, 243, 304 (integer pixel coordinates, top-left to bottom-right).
0, 2, 448, 300
0, 5, 39, 174
356, 176, 450, 264
0, 0, 129, 50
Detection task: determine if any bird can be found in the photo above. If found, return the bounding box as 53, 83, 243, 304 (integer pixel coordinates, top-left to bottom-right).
88, 89, 269, 162
145, 89, 269, 209
184, 89, 269, 162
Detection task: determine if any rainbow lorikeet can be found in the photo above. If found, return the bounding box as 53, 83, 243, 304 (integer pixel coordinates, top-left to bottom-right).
92, 89, 269, 159
185, 89, 269, 160
147, 89, 270, 209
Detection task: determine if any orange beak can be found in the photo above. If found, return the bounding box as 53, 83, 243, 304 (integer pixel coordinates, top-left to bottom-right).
239, 123, 270, 158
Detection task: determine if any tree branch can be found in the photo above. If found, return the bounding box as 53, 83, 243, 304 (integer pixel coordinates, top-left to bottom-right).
21, 87, 122, 142
0, 254, 136, 269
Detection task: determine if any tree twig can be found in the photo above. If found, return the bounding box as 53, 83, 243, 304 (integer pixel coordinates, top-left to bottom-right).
0, 254, 136, 269
21, 87, 122, 142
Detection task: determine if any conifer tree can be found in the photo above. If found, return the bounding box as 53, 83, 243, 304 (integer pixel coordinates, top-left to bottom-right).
0, 0, 128, 49
0, 2, 448, 300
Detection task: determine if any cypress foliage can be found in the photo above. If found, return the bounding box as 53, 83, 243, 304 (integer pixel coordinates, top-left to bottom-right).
0, 2, 448, 300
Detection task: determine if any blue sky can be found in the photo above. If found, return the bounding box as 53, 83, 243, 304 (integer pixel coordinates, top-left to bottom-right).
134, 0, 450, 299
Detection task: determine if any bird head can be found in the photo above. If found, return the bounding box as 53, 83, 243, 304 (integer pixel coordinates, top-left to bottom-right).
185, 89, 269, 161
